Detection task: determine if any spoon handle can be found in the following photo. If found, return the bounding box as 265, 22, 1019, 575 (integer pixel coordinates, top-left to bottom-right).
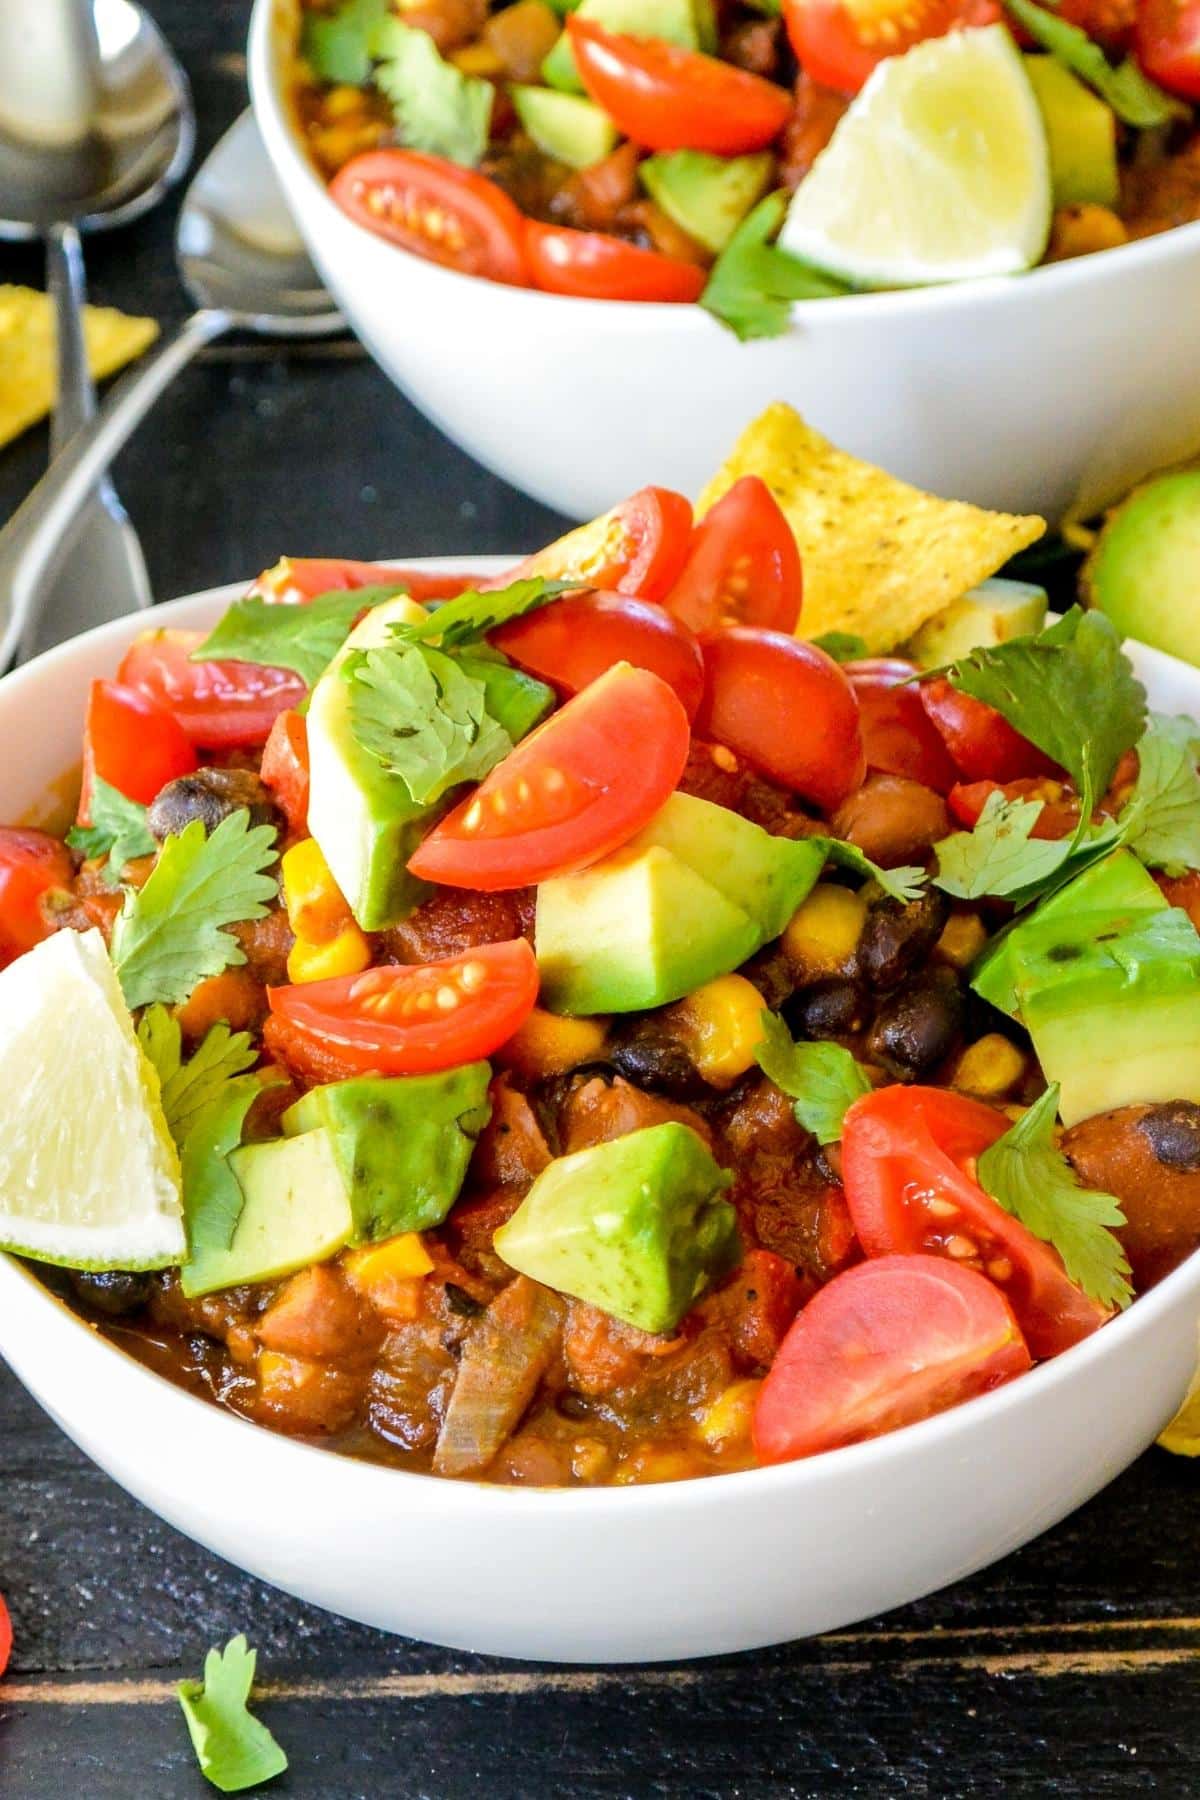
0, 305, 232, 670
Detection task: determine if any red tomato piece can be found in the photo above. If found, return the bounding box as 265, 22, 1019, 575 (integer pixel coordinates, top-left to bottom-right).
693, 627, 865, 814
846, 659, 958, 794
330, 150, 531, 286
492, 590, 704, 718
0, 1592, 9, 1677
919, 677, 1060, 784
0, 828, 73, 967
77, 680, 197, 825
118, 629, 308, 750
783, 0, 1002, 94
408, 662, 691, 890
497, 487, 693, 602
947, 776, 1079, 838
568, 17, 791, 151
753, 1254, 1031, 1462
524, 220, 706, 302
260, 710, 311, 835
249, 556, 485, 606
663, 477, 802, 635
269, 939, 538, 1075
1136, 0, 1200, 96
840, 1086, 1109, 1359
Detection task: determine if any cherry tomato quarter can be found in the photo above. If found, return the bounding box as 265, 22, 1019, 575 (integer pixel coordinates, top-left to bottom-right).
840, 1085, 1109, 1358
250, 556, 485, 606
492, 590, 705, 717
846, 659, 958, 794
77, 680, 197, 825
524, 220, 707, 302
498, 487, 693, 602
408, 662, 691, 889
664, 477, 802, 635
783, 0, 1002, 94
1135, 0, 1200, 97
919, 677, 1060, 784
0, 1592, 10, 1678
269, 939, 538, 1075
118, 630, 308, 750
330, 150, 531, 285
260, 710, 311, 835
0, 829, 74, 966
694, 627, 866, 814
947, 776, 1079, 838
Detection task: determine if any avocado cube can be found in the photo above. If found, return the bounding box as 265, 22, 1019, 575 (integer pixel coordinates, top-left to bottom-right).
183, 1128, 355, 1296
493, 1120, 740, 1332
639, 150, 775, 254
1025, 55, 1118, 208
283, 1064, 493, 1241
541, 0, 702, 91
633, 791, 826, 940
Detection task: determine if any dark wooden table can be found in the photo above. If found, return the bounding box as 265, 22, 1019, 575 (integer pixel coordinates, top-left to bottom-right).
2, 6, 1199, 1793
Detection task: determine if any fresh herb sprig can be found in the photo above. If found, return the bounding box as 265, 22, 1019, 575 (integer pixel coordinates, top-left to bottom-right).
1002, 0, 1184, 127
700, 192, 848, 342
755, 1011, 872, 1144
137, 1005, 259, 1148
67, 778, 157, 880
191, 589, 393, 687
345, 642, 514, 804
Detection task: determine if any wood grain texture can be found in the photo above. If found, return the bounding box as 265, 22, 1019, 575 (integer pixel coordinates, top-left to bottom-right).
1, 2, 1198, 1794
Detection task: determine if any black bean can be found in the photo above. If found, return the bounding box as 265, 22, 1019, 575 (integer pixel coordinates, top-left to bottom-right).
607, 1018, 709, 1099
859, 890, 950, 992
866, 966, 964, 1081
789, 979, 868, 1041
1138, 1102, 1200, 1172
67, 1269, 153, 1318
147, 767, 282, 842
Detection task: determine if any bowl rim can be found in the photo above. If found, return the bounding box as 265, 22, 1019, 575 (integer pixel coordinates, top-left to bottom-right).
248, 0, 1200, 334
3, 565, 1200, 1514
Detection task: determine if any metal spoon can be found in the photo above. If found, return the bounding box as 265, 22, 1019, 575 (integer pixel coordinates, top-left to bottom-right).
0, 0, 195, 658
0, 108, 344, 669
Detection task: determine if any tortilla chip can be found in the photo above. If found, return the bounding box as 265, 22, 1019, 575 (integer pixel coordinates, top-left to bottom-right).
697, 403, 1045, 654
0, 286, 158, 451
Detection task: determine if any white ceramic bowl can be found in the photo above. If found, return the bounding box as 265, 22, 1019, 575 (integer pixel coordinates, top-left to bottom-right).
249, 0, 1200, 526
2, 567, 1200, 1661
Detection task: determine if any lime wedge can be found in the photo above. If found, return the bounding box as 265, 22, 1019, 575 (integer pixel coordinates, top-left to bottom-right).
778, 25, 1051, 289
0, 928, 184, 1269
1159, 1332, 1200, 1456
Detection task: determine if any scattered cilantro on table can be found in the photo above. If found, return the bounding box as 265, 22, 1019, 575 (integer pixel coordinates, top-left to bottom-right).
345, 641, 514, 804
700, 192, 848, 342
1002, 0, 1185, 127
66, 777, 157, 880
977, 1084, 1133, 1311
177, 1636, 288, 1794
110, 812, 279, 1011
372, 19, 493, 167
192, 589, 394, 688
137, 1004, 259, 1148
755, 1011, 872, 1144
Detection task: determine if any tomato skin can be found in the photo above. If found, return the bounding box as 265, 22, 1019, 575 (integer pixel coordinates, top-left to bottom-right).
1136, 0, 1200, 97
250, 556, 484, 606
694, 628, 866, 814
260, 710, 311, 835
118, 629, 308, 750
409, 662, 691, 890
330, 150, 530, 286
948, 776, 1078, 838
783, 0, 1002, 94
840, 1086, 1109, 1359
499, 487, 693, 602
78, 680, 198, 825
524, 219, 707, 302
568, 17, 791, 152
0, 828, 74, 966
663, 477, 802, 635
269, 939, 538, 1075
919, 677, 1059, 784
493, 590, 704, 718
846, 660, 958, 794
0, 1592, 10, 1677
753, 1254, 1031, 1462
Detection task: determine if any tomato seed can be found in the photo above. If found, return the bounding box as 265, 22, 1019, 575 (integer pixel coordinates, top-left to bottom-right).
944, 1235, 978, 1260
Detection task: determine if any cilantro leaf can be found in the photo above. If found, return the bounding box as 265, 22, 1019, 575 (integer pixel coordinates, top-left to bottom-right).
813, 837, 926, 904
301, 0, 386, 83
976, 1084, 1132, 1311
1002, 0, 1184, 126
66, 777, 157, 879
137, 1004, 259, 1149
191, 588, 402, 688
372, 19, 492, 167
346, 642, 513, 804
934, 790, 1124, 903
942, 607, 1146, 818
177, 1635, 288, 1794
111, 812, 279, 1011
754, 1011, 872, 1143
389, 577, 576, 650
1118, 717, 1200, 878
810, 631, 869, 664
179, 1077, 273, 1298
700, 192, 848, 342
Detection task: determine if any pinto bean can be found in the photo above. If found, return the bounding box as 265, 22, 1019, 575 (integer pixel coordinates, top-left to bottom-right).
1064, 1101, 1200, 1288
831, 774, 949, 868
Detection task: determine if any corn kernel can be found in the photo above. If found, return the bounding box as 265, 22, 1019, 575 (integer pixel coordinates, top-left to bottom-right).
500, 1007, 609, 1079
672, 974, 766, 1086
281, 837, 354, 943
1046, 204, 1128, 262
451, 41, 506, 75
286, 923, 371, 984
783, 883, 866, 979
613, 1448, 701, 1485
344, 1234, 433, 1321
951, 1034, 1027, 1100
697, 1378, 762, 1451
935, 912, 989, 970
323, 83, 371, 121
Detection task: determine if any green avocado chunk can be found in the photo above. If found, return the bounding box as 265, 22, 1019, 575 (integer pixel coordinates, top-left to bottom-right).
542, 0, 702, 92
639, 150, 775, 253
1024, 55, 1118, 208
282, 1064, 493, 1241
636, 792, 826, 939
511, 86, 617, 167
1083, 468, 1200, 668
185, 1129, 355, 1294
903, 577, 1048, 669
493, 1121, 740, 1332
